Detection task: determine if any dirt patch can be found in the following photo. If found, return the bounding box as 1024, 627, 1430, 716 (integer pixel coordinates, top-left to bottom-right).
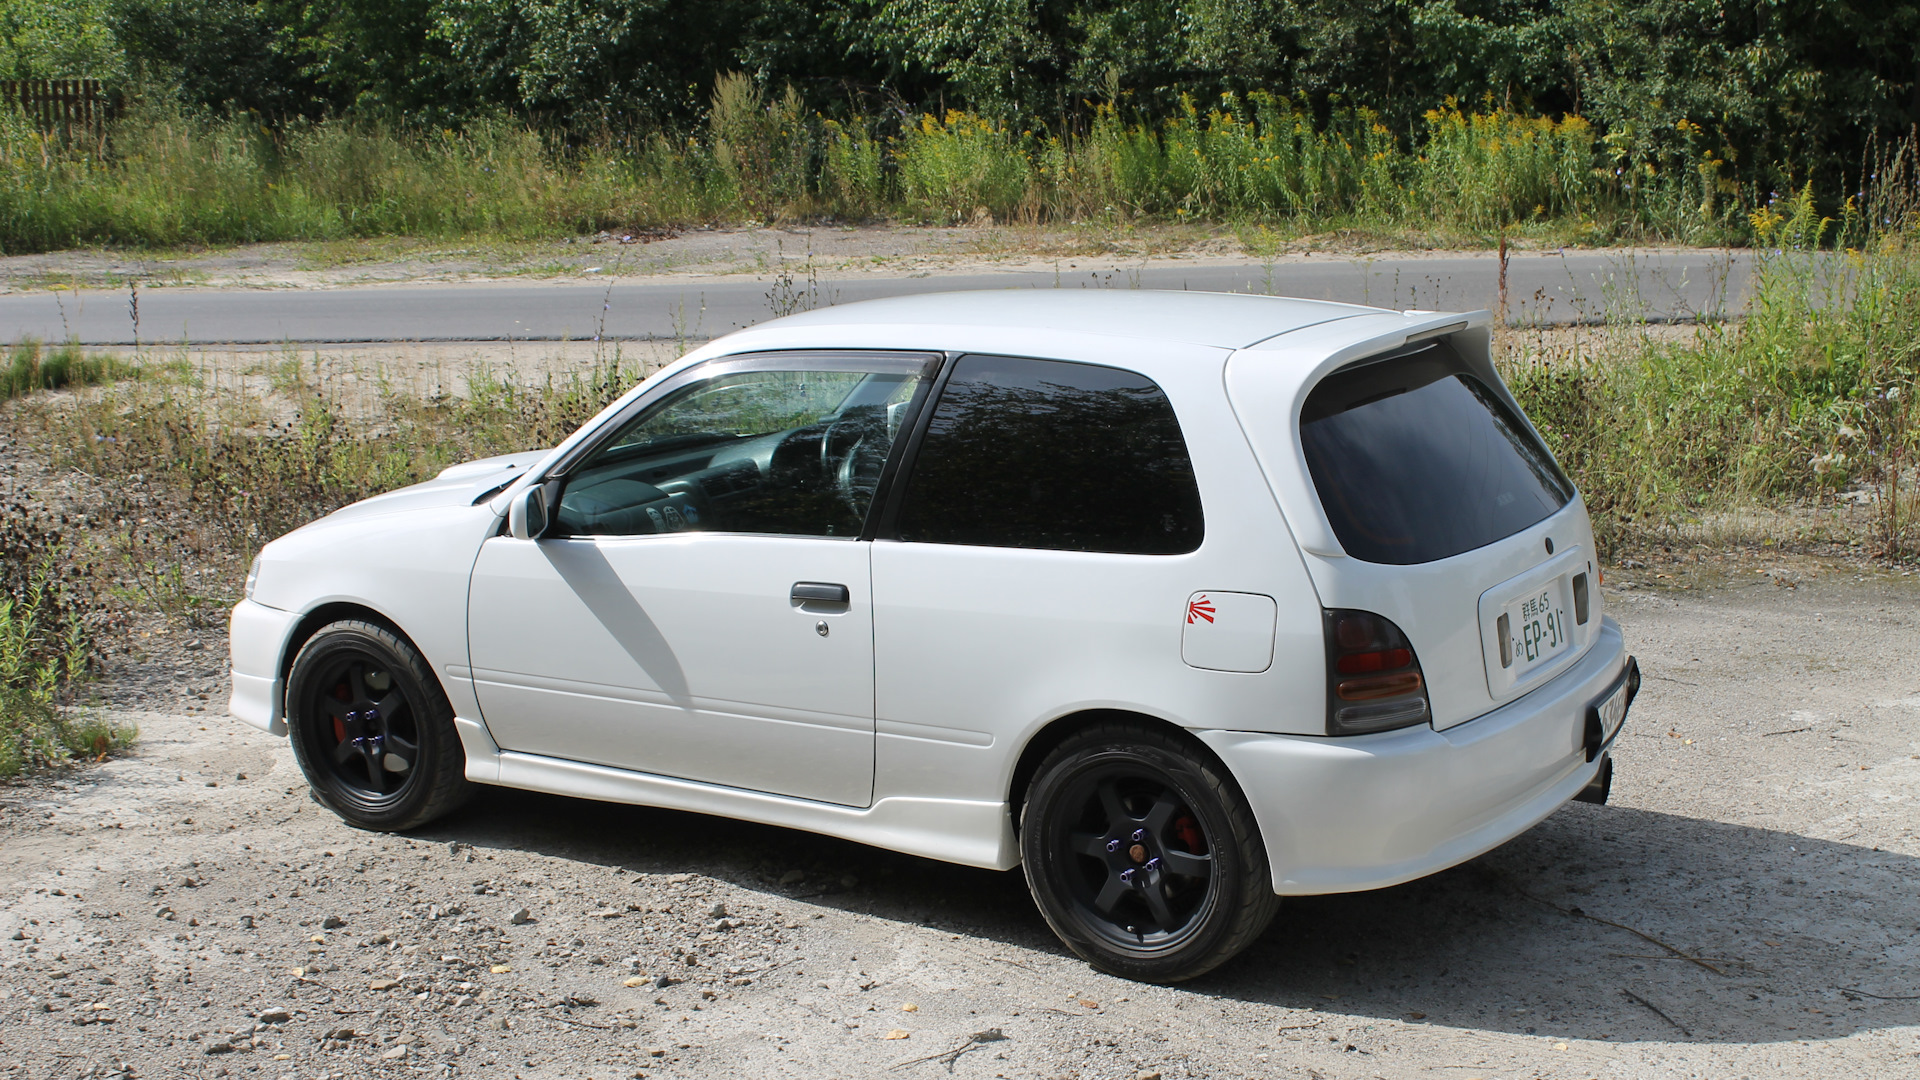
1, 569, 1916, 1078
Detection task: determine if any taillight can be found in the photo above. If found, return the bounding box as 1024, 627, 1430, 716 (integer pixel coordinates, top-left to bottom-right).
1323, 609, 1430, 735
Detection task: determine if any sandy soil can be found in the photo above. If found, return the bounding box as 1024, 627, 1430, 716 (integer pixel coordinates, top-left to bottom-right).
1, 560, 1916, 1080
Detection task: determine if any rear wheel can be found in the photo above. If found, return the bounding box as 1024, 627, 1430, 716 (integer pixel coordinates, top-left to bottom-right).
286, 620, 473, 831
1019, 722, 1278, 983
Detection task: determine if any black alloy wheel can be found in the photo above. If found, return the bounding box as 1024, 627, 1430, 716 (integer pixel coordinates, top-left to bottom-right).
1021, 723, 1278, 983
286, 620, 473, 831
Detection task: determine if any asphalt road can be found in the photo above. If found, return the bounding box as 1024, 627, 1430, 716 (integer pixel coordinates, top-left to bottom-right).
1, 249, 1755, 345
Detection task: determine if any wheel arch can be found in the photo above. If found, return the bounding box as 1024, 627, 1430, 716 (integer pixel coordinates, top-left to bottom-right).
279, 602, 436, 691
1006, 709, 1235, 830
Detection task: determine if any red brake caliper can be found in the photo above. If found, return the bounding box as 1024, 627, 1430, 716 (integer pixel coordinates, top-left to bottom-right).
1173, 814, 1205, 854
331, 683, 351, 743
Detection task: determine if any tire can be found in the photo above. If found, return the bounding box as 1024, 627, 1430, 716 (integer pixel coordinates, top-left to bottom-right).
1019, 722, 1278, 983
285, 620, 474, 832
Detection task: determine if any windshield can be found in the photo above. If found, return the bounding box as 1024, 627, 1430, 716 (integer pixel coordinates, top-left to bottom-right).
1299, 343, 1574, 565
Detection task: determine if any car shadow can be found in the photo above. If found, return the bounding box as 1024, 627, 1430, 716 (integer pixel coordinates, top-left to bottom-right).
422, 788, 1918, 1046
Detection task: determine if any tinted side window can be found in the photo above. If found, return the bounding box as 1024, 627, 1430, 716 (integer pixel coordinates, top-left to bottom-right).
555, 365, 925, 539
1299, 342, 1574, 565
894, 355, 1203, 554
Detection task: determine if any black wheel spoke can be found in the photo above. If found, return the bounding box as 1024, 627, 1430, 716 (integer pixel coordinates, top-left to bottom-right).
321, 695, 352, 721
1096, 780, 1130, 829
373, 691, 406, 726
348, 662, 373, 705
1091, 875, 1130, 915
363, 747, 389, 792
331, 738, 359, 765
1160, 848, 1211, 878
1144, 790, 1182, 835
1141, 882, 1177, 929
385, 734, 419, 760
1071, 831, 1110, 859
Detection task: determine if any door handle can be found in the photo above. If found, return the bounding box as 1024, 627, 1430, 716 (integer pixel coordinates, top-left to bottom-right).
791, 582, 850, 604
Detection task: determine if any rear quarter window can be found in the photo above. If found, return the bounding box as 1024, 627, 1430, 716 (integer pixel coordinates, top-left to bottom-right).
894, 354, 1203, 554
1300, 342, 1573, 565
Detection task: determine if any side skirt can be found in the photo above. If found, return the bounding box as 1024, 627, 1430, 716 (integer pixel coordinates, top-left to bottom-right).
460, 731, 1019, 872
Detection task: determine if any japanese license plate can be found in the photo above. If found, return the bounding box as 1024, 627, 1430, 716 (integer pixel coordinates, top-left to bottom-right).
1496, 581, 1573, 678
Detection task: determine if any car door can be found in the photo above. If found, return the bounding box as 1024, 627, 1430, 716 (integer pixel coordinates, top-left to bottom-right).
467, 352, 937, 807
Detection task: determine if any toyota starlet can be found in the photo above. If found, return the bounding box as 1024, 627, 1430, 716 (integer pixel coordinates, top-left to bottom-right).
230, 290, 1637, 982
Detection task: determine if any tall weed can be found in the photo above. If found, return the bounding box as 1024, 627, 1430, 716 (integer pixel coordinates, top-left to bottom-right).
819, 118, 886, 219
0, 501, 128, 777
708, 74, 812, 220
894, 112, 1034, 224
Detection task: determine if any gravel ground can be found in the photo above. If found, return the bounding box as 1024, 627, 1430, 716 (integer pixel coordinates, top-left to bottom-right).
0, 562, 1915, 1080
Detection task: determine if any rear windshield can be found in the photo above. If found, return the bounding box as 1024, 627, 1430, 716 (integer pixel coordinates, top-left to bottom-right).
1299, 343, 1573, 565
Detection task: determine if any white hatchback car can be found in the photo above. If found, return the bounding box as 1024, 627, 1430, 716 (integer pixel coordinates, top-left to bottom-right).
230, 290, 1637, 982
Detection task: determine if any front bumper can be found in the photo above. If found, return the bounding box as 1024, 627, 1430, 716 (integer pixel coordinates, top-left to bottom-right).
1199, 616, 1631, 895
228, 598, 304, 735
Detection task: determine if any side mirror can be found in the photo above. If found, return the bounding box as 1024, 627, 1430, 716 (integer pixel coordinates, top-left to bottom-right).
507, 484, 550, 540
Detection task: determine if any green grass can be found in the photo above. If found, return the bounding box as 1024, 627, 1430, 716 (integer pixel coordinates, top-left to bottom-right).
2, 338, 137, 400
0, 87, 1773, 254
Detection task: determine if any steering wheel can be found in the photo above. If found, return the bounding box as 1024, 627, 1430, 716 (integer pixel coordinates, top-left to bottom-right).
822, 409, 889, 513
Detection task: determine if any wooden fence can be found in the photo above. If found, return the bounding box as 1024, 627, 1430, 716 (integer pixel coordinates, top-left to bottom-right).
1, 80, 111, 141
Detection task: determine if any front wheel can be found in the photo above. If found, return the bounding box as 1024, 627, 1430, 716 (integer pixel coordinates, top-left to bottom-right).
286, 620, 474, 832
1020, 723, 1278, 982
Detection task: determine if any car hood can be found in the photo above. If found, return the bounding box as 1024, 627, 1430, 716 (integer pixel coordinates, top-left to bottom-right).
308, 449, 550, 528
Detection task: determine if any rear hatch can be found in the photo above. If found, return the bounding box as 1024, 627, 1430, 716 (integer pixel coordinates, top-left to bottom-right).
1229, 323, 1604, 730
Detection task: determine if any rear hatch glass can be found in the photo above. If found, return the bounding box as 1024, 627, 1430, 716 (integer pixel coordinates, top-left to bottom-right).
1300, 342, 1573, 565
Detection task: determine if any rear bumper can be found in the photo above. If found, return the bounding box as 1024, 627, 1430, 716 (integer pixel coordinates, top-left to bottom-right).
1199, 616, 1630, 895
228, 598, 303, 735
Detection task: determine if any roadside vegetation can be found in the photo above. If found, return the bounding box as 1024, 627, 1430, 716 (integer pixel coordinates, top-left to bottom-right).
1, 90, 1735, 252
2, 1, 1916, 252
1507, 245, 1920, 559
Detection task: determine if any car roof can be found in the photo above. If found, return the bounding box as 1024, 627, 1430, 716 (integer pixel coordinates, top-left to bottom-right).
761, 289, 1390, 350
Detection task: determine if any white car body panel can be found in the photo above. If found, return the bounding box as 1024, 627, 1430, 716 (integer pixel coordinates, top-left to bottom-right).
1201, 616, 1625, 893
229, 289, 1629, 893
467, 533, 877, 807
